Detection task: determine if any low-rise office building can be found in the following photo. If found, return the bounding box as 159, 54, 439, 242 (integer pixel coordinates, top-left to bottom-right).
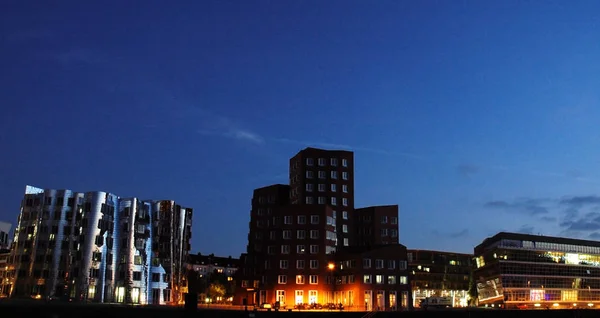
474, 232, 600, 309
0, 248, 10, 297
0, 222, 11, 249
408, 249, 472, 308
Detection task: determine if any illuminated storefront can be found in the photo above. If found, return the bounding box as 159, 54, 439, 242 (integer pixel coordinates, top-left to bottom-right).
408, 249, 472, 308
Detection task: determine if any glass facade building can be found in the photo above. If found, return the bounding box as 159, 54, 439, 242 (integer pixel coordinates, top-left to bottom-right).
474, 232, 600, 309
407, 249, 472, 308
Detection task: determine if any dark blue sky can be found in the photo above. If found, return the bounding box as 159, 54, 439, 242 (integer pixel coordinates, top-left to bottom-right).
2, 1, 600, 257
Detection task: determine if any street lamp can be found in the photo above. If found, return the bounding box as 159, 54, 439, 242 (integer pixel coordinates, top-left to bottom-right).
328, 263, 335, 304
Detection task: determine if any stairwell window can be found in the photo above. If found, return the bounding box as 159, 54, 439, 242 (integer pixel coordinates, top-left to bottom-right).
363, 259, 371, 269
278, 275, 287, 284
311, 215, 319, 224
280, 260, 289, 269
399, 276, 408, 284
399, 260, 407, 270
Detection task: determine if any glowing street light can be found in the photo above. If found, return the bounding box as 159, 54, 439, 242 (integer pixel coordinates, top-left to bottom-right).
328, 263, 335, 270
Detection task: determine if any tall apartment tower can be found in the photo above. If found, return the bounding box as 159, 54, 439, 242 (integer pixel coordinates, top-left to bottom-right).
237, 184, 337, 306
289, 147, 355, 247
6, 185, 192, 305
236, 148, 411, 310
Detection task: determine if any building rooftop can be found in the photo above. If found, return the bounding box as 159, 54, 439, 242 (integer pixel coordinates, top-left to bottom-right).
188, 253, 240, 268
476, 231, 600, 251
407, 249, 473, 257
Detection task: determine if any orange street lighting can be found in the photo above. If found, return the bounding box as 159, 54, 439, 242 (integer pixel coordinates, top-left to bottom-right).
328, 263, 335, 270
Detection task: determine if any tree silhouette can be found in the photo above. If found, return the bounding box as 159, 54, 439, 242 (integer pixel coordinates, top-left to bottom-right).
468, 273, 478, 306
209, 282, 226, 301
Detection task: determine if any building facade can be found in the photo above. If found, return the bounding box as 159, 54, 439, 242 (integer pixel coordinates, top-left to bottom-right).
407, 249, 472, 308
354, 206, 399, 246
0, 248, 10, 297
474, 232, 600, 309
0, 222, 11, 249
236, 200, 337, 307
5, 185, 192, 305
187, 253, 239, 278
334, 244, 412, 311
187, 253, 239, 303
289, 148, 355, 247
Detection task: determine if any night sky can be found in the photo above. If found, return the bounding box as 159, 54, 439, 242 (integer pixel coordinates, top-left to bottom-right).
2, 1, 600, 257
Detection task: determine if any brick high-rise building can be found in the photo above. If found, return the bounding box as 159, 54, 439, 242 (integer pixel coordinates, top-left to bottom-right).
235, 148, 411, 311
289, 148, 355, 247
237, 184, 337, 306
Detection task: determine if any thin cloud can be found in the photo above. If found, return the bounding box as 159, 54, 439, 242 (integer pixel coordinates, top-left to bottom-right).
518, 225, 535, 234
270, 137, 424, 159
560, 212, 600, 232
432, 228, 469, 239
540, 216, 557, 222
7, 29, 55, 41
33, 48, 104, 65
197, 129, 264, 144
174, 106, 264, 145
54, 48, 102, 64
484, 198, 550, 216
560, 195, 600, 206
457, 164, 479, 177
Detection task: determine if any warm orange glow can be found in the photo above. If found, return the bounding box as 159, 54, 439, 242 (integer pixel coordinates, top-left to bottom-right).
328, 263, 335, 270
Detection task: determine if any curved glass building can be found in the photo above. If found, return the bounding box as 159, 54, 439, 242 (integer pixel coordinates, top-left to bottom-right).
5, 185, 192, 305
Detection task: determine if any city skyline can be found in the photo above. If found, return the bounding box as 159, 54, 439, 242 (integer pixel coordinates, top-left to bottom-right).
2, 1, 600, 258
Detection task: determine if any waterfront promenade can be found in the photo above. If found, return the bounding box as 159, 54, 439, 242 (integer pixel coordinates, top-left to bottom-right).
0, 300, 598, 318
